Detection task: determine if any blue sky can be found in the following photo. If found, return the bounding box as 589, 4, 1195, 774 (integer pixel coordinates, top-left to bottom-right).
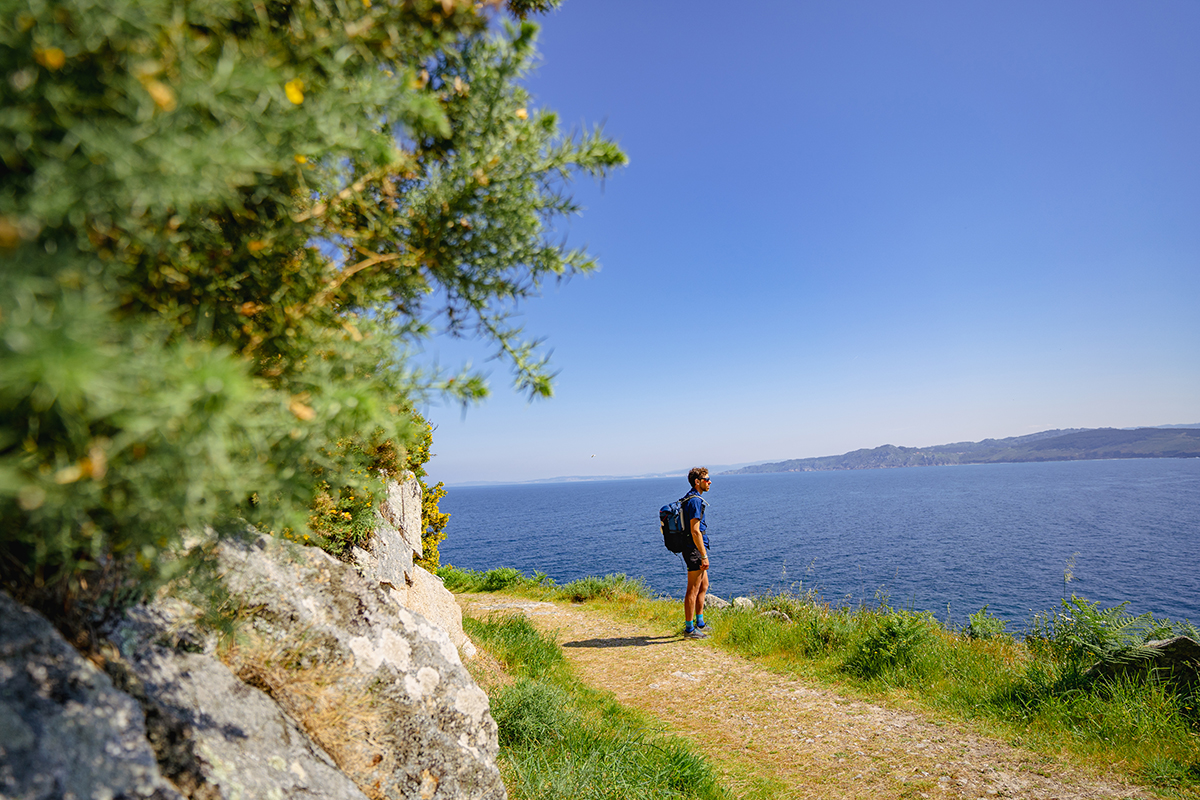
420, 0, 1200, 485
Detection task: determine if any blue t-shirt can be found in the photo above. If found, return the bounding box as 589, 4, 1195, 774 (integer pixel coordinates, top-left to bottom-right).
681, 490, 709, 549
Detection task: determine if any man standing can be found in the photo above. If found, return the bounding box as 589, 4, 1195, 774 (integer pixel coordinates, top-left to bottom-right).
682, 466, 712, 639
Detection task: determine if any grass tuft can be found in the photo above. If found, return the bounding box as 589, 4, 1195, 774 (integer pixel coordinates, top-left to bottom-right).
557, 573, 651, 603
463, 613, 565, 680
491, 678, 575, 748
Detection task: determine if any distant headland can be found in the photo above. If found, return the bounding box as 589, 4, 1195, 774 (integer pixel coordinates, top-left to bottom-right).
723, 425, 1200, 475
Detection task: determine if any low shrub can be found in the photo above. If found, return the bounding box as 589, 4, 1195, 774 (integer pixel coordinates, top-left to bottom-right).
842, 608, 940, 682
482, 567, 529, 593
1025, 595, 1190, 669
439, 565, 650, 603
753, 591, 857, 656
966, 605, 1008, 640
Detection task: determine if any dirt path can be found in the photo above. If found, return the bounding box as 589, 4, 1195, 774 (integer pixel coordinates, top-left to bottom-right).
458, 594, 1149, 800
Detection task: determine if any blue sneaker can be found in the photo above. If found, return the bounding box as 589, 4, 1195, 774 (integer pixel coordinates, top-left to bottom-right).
684, 628, 709, 640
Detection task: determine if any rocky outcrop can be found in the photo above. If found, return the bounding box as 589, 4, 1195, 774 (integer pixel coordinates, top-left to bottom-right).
0, 591, 182, 800
1, 475, 500, 800
214, 531, 503, 800
106, 607, 371, 800
355, 476, 475, 659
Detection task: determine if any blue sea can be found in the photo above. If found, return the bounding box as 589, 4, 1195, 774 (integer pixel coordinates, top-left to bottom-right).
439, 459, 1200, 629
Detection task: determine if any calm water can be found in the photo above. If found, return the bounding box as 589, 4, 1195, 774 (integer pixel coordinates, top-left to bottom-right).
439, 459, 1200, 628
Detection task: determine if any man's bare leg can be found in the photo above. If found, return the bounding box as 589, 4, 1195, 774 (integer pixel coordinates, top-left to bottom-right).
685, 569, 703, 624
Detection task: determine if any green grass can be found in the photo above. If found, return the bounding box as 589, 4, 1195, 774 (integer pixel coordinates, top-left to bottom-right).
451, 566, 1200, 797
441, 565, 653, 603
464, 613, 728, 800
726, 596, 1200, 795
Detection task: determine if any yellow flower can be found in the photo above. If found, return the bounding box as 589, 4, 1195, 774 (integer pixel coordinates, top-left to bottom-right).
515, 108, 528, 120
289, 397, 316, 420
34, 47, 65, 70
294, 154, 307, 164
285, 78, 305, 105
145, 80, 176, 111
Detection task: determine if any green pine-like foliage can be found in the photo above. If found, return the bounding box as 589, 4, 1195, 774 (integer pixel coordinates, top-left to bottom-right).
0, 0, 625, 609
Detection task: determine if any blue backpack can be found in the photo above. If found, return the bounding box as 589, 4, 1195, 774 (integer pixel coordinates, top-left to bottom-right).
659, 494, 705, 553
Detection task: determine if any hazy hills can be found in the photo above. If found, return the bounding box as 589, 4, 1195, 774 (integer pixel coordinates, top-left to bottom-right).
725, 426, 1200, 475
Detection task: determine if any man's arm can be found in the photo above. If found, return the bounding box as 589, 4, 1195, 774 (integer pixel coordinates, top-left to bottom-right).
690, 517, 708, 570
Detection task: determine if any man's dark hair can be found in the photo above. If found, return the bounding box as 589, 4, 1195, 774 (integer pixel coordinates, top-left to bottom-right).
688, 467, 709, 488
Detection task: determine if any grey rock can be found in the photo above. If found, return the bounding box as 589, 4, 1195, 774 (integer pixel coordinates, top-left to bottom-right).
760, 609, 792, 623
106, 616, 369, 800
0, 592, 182, 800
114, 596, 214, 656
704, 595, 730, 610
407, 566, 476, 660
353, 476, 423, 592
1085, 635, 1200, 687
733, 596, 754, 610
215, 531, 504, 800
354, 478, 475, 660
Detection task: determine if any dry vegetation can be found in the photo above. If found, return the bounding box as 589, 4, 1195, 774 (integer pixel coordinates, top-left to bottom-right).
221, 633, 397, 800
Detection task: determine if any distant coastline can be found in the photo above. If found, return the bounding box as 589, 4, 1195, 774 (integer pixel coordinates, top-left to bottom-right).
723, 425, 1200, 475
446, 425, 1200, 487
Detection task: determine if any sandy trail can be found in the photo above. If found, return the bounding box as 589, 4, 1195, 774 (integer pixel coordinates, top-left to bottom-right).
459, 594, 1148, 800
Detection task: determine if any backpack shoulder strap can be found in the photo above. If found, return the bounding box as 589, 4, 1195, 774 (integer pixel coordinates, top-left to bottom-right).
679, 492, 700, 520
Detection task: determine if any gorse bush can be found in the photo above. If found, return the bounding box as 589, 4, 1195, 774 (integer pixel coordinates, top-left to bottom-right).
0, 0, 624, 609
304, 421, 448, 567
